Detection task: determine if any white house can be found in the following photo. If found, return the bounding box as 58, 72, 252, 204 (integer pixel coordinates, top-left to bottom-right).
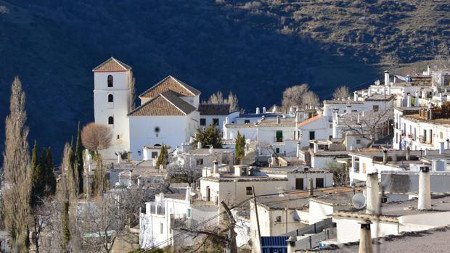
139, 189, 218, 249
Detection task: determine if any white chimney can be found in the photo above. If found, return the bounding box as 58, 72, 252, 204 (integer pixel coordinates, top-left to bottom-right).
213, 160, 219, 177
358, 220, 373, 253
367, 88, 372, 97
225, 116, 229, 124
185, 186, 192, 202
262, 107, 267, 113
209, 145, 214, 154
197, 141, 202, 149
313, 142, 319, 153
308, 178, 314, 196
256, 107, 260, 114
353, 91, 358, 101
117, 153, 121, 164
427, 65, 431, 76
142, 147, 149, 161
366, 173, 380, 215
276, 116, 280, 124
384, 70, 390, 86
439, 141, 444, 154
418, 167, 431, 210
415, 91, 420, 106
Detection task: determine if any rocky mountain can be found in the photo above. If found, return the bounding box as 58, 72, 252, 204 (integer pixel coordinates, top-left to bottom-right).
0, 0, 448, 159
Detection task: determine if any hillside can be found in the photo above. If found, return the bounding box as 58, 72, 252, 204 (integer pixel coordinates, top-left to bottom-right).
0, 0, 448, 159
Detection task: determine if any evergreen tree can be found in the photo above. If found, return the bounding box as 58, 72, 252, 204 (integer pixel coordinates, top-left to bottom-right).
156, 145, 169, 168
193, 124, 223, 148
41, 148, 56, 196
74, 123, 84, 194
235, 132, 246, 164
30, 141, 44, 208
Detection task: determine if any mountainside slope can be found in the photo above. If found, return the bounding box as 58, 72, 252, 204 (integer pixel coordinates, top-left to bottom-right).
0, 0, 447, 159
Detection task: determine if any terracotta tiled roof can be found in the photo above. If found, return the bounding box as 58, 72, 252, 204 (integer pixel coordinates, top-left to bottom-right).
139, 75, 200, 98
297, 114, 322, 127
198, 104, 230, 115
93, 57, 132, 72
128, 90, 196, 116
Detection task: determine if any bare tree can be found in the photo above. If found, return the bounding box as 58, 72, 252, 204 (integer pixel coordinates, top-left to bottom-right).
167, 163, 201, 187
2, 77, 32, 252
301, 91, 320, 108
339, 107, 393, 147
281, 84, 309, 111
227, 92, 239, 112
207, 91, 224, 104
81, 123, 112, 153
78, 188, 145, 253
332, 86, 350, 100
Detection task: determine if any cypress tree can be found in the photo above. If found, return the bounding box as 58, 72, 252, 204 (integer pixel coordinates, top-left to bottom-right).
41, 148, 56, 196
30, 141, 43, 208
156, 145, 169, 168
75, 122, 84, 194
235, 132, 245, 164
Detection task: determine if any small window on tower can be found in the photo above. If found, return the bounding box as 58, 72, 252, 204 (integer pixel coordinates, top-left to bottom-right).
107, 75, 113, 87
108, 94, 114, 102
108, 116, 114, 125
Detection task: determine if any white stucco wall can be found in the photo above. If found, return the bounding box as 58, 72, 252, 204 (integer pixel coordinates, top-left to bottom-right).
334, 218, 399, 243
129, 113, 199, 160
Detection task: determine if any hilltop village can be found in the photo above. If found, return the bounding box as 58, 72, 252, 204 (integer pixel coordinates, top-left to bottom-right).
2, 58, 450, 253
83, 57, 450, 252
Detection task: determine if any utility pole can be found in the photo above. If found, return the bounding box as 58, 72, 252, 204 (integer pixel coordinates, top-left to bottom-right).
221, 201, 237, 253
252, 186, 262, 253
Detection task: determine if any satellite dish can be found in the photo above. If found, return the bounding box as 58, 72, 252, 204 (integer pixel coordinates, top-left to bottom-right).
352, 193, 366, 209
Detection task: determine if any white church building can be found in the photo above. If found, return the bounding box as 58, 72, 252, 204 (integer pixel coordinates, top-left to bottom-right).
93, 57, 202, 160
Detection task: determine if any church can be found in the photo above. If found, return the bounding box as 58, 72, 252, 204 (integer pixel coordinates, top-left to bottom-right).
93, 57, 206, 160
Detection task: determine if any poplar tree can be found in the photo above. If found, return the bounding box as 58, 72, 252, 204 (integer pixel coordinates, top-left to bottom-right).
2, 77, 32, 251
41, 148, 56, 196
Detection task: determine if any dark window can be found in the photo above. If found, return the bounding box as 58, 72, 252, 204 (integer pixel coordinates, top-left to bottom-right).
117, 135, 120, 140
151, 152, 158, 158
356, 139, 361, 144
108, 94, 114, 102
107, 75, 113, 87
200, 118, 206, 126
275, 216, 282, 222
108, 116, 114, 125
309, 131, 315, 140
354, 158, 360, 173
316, 178, 324, 188
276, 130, 283, 142
196, 159, 204, 165
244, 120, 250, 124
212, 118, 219, 125
296, 178, 304, 190
276, 148, 280, 154
373, 105, 379, 112
246, 187, 252, 195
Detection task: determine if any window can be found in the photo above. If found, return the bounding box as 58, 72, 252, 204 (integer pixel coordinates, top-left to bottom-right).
275, 148, 280, 154
107, 75, 113, 87
160, 223, 163, 234
276, 130, 283, 142
246, 187, 252, 195
151, 152, 158, 158
244, 120, 250, 124
108, 94, 114, 102
354, 158, 360, 173
309, 131, 315, 140
196, 159, 204, 165
212, 118, 219, 125
356, 139, 361, 144
295, 178, 304, 190
316, 178, 324, 188
200, 118, 206, 126
275, 216, 282, 222
373, 105, 379, 112
117, 135, 120, 140
108, 116, 114, 125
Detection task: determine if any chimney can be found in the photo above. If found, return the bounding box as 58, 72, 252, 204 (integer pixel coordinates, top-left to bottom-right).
213, 160, 219, 177
287, 236, 296, 253
415, 91, 420, 106
382, 150, 388, 164
394, 76, 397, 84
366, 173, 380, 215
270, 154, 277, 167
402, 92, 407, 107
384, 70, 390, 86
367, 88, 372, 97
354, 91, 358, 101
313, 141, 319, 153
358, 220, 373, 253
418, 167, 431, 210
308, 178, 314, 196
225, 116, 229, 124
357, 113, 360, 124
256, 107, 260, 114
117, 153, 121, 164
262, 107, 267, 113
276, 116, 280, 124
405, 147, 411, 160
209, 145, 214, 154
197, 141, 202, 149
439, 141, 444, 154
427, 65, 431, 76
185, 186, 192, 202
